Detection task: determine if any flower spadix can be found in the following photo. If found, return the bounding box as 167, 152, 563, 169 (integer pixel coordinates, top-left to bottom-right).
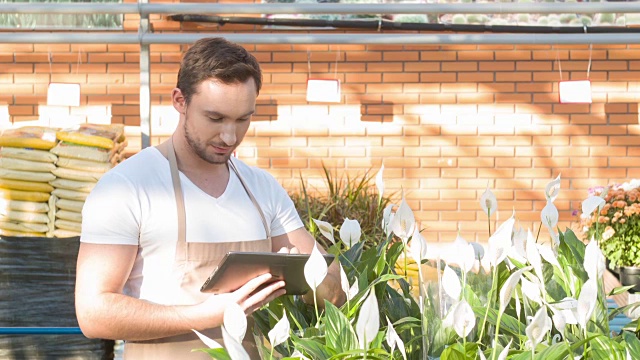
541, 201, 559, 233
312, 218, 335, 245
304, 243, 328, 293
391, 195, 416, 243
268, 313, 290, 348
356, 289, 380, 348
339, 218, 361, 249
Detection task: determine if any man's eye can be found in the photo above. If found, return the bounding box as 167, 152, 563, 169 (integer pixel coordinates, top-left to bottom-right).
209, 118, 223, 122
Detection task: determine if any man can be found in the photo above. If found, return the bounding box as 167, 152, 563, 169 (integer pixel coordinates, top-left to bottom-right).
75, 37, 344, 359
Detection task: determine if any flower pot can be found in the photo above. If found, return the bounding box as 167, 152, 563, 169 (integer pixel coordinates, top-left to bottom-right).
619, 266, 640, 293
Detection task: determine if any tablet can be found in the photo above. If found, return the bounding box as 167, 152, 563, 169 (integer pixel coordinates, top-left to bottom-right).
200, 252, 335, 295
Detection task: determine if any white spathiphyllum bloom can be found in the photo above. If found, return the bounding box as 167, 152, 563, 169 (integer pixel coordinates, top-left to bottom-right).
521, 277, 543, 305
385, 317, 407, 360
551, 308, 567, 334
552, 297, 579, 326
577, 278, 598, 329
339, 264, 350, 298
480, 185, 498, 217
340, 218, 361, 249
381, 204, 395, 237
499, 266, 531, 312
452, 300, 476, 338
538, 244, 561, 269
460, 243, 476, 274
526, 306, 552, 349
290, 349, 310, 360
443, 265, 462, 301
488, 214, 516, 267
391, 196, 416, 244
478, 348, 488, 360
510, 224, 528, 263
268, 313, 290, 348
545, 174, 561, 203
409, 227, 428, 264
498, 340, 513, 360
348, 278, 359, 301
312, 218, 335, 245
541, 201, 559, 234
221, 326, 250, 360
469, 242, 485, 261
192, 329, 223, 349
584, 238, 606, 280
582, 195, 606, 218
356, 289, 380, 348
526, 230, 544, 283
375, 164, 384, 201
304, 244, 328, 293
223, 303, 247, 344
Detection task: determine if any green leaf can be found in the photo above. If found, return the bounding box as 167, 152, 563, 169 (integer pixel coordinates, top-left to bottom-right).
291, 333, 333, 359
323, 300, 358, 353
608, 285, 636, 297
440, 342, 466, 360
472, 306, 525, 336
192, 348, 232, 360
623, 331, 640, 358
560, 228, 586, 267
591, 334, 626, 360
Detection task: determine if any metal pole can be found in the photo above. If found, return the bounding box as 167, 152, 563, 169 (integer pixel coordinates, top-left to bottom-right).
139, 0, 151, 149
2, 3, 640, 15
1, 32, 640, 45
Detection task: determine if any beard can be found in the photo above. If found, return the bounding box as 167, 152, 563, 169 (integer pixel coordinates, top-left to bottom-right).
183, 116, 232, 165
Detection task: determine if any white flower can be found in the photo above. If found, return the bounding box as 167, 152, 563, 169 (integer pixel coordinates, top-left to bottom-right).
339, 264, 350, 298
340, 218, 361, 249
551, 309, 567, 334
290, 349, 309, 360
222, 326, 250, 360
268, 313, 290, 348
348, 278, 359, 301
409, 227, 428, 264
541, 201, 559, 233
356, 289, 380, 348
577, 278, 598, 329
443, 265, 462, 301
526, 230, 544, 283
312, 218, 335, 245
499, 266, 531, 312
223, 303, 247, 344
452, 300, 476, 338
381, 204, 395, 237
480, 185, 498, 217
545, 174, 561, 203
304, 244, 328, 293
391, 196, 416, 243
488, 214, 515, 267
584, 238, 605, 280
192, 329, 222, 349
521, 277, 542, 305
582, 196, 606, 218
538, 244, 561, 269
526, 306, 552, 349
375, 164, 384, 201
498, 340, 512, 360
385, 317, 407, 360
460, 243, 476, 274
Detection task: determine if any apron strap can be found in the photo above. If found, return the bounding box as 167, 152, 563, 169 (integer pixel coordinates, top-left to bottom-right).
228, 159, 272, 241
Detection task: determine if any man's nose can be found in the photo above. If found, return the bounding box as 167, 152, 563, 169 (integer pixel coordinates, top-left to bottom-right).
220, 124, 236, 146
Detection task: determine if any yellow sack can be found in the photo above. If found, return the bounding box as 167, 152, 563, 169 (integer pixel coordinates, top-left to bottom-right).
53, 229, 80, 238
48, 194, 56, 234
0, 199, 49, 213
56, 157, 112, 173
0, 179, 53, 193
56, 209, 82, 223
0, 147, 57, 163
51, 188, 89, 201
52, 167, 102, 183
0, 157, 56, 173
0, 209, 49, 224
0, 220, 49, 233
49, 178, 95, 193
0, 126, 58, 150
55, 219, 81, 232
56, 198, 84, 213
50, 142, 115, 163
0, 188, 50, 202
56, 123, 124, 150
0, 168, 56, 183
0, 229, 46, 237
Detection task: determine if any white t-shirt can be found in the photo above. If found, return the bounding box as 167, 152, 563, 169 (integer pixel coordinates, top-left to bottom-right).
80, 147, 304, 304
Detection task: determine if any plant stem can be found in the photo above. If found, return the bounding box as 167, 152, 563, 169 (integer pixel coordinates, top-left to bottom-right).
488, 210, 492, 236
269, 347, 274, 360
491, 310, 503, 360
478, 266, 498, 341
418, 265, 428, 360
535, 222, 542, 243
404, 244, 408, 282
313, 289, 320, 328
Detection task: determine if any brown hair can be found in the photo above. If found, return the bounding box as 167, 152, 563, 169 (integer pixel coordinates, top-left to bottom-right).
176, 37, 262, 104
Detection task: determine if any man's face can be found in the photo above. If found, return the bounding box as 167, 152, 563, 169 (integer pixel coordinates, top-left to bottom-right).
182, 79, 257, 165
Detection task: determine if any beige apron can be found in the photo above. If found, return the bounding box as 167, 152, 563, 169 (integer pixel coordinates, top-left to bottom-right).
123, 139, 271, 359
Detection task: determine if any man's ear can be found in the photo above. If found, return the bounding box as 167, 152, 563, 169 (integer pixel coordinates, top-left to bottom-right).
171, 88, 187, 114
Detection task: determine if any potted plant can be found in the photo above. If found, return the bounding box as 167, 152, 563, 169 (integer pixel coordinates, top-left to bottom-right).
580, 180, 640, 292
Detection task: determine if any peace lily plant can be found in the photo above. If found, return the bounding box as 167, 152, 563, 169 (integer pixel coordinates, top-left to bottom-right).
196, 168, 640, 359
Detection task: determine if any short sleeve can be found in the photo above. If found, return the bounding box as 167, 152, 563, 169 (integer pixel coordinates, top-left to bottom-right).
265, 175, 304, 237
80, 171, 141, 245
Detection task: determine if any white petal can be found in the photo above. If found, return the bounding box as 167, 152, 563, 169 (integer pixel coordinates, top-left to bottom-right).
348, 278, 359, 301
268, 313, 290, 348
356, 289, 380, 348
499, 267, 530, 312
381, 204, 394, 236
375, 164, 384, 199
541, 201, 559, 231
223, 303, 247, 344
480, 186, 498, 217
385, 317, 396, 351
584, 239, 605, 280
222, 326, 251, 360
312, 218, 335, 245
452, 300, 476, 338
478, 348, 488, 360
545, 174, 561, 203
497, 340, 512, 360
582, 196, 606, 217
409, 227, 428, 263
391, 196, 416, 241
460, 243, 476, 274
488, 215, 515, 266
304, 244, 328, 292
340, 218, 362, 249
339, 264, 350, 297
538, 244, 561, 269
521, 277, 542, 305
469, 242, 485, 260
526, 230, 544, 282
192, 329, 223, 349
291, 349, 310, 360
525, 306, 552, 348
577, 278, 598, 329
443, 265, 462, 301
552, 310, 566, 334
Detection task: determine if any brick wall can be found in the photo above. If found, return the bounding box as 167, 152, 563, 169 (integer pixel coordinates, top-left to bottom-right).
1, 8, 639, 243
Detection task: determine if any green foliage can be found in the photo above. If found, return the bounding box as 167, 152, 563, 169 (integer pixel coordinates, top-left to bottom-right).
289, 165, 394, 250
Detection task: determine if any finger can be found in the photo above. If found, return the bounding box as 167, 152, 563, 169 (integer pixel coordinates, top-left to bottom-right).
289, 247, 299, 254
277, 247, 289, 253
234, 273, 274, 299
244, 283, 286, 313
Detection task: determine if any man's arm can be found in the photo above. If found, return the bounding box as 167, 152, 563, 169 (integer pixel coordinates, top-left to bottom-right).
75, 243, 285, 340
272, 228, 346, 308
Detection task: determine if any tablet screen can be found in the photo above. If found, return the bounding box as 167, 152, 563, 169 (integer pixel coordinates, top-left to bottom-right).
200, 252, 335, 295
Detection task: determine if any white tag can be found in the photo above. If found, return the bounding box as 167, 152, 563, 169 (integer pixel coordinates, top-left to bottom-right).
47, 83, 80, 107
306, 79, 341, 103
558, 80, 592, 103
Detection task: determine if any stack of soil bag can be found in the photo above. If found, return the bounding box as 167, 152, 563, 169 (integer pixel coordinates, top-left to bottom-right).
49, 123, 126, 238
0, 127, 58, 237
